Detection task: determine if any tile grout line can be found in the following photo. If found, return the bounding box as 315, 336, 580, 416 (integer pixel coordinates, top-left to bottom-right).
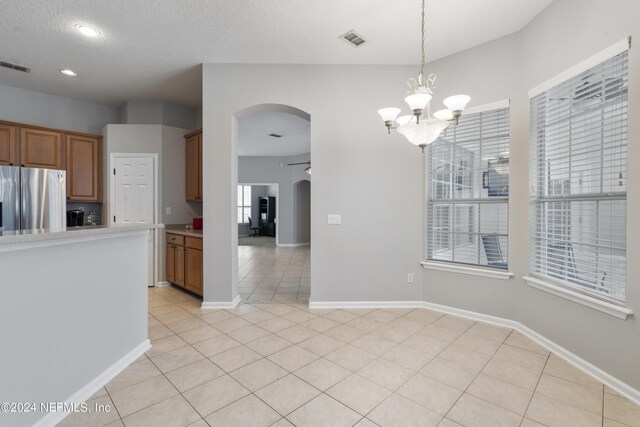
438, 321, 518, 425
511, 328, 549, 427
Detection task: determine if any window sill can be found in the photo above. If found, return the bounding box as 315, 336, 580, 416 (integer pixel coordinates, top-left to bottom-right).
523, 276, 633, 320
421, 261, 513, 280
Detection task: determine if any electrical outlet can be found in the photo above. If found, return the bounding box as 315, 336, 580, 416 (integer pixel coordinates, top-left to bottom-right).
165, 207, 172, 215
407, 273, 414, 283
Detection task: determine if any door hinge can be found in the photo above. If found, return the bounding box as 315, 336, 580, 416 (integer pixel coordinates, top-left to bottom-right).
113, 215, 116, 222
113, 168, 116, 175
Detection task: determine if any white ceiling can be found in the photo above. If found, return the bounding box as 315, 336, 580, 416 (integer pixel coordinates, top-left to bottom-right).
0, 0, 554, 109
238, 111, 310, 157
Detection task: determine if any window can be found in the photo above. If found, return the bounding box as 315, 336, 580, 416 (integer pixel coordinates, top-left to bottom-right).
237, 185, 251, 224
530, 50, 628, 304
427, 106, 510, 269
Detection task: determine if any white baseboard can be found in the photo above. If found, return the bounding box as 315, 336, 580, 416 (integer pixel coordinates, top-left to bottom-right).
420, 301, 521, 331
155, 281, 170, 288
277, 242, 310, 247
309, 300, 424, 309
201, 295, 241, 309
311, 299, 640, 406
35, 339, 151, 427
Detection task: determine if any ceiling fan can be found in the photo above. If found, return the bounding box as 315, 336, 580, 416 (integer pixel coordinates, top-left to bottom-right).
287, 161, 311, 175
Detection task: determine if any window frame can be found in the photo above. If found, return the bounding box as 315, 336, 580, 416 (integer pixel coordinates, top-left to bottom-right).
528, 43, 629, 306
237, 185, 251, 224
425, 101, 511, 272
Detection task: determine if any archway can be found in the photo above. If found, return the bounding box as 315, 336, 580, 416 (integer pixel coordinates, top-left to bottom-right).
234, 103, 311, 305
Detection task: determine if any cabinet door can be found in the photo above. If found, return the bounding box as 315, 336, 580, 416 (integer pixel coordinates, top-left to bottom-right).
0, 124, 18, 166
185, 133, 201, 201
185, 249, 203, 296
175, 246, 185, 287
20, 128, 65, 170
166, 244, 176, 283
66, 134, 102, 202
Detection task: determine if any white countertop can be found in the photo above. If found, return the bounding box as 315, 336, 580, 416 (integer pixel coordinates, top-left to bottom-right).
0, 224, 164, 245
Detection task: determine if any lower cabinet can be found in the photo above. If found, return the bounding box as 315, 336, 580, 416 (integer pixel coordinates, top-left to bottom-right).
166, 232, 202, 296
185, 248, 203, 296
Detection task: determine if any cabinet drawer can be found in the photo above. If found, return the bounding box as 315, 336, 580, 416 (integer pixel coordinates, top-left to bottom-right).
166, 233, 185, 246
185, 237, 203, 250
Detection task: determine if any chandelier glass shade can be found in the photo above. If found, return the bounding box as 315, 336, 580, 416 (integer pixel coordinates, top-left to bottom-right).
377, 0, 470, 150
396, 116, 452, 147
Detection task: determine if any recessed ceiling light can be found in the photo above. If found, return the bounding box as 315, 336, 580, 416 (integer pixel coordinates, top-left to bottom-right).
60, 69, 78, 77
75, 24, 100, 37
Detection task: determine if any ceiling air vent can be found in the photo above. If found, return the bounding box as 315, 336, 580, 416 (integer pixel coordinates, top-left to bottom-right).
0, 60, 31, 73
340, 30, 367, 47
269, 133, 283, 138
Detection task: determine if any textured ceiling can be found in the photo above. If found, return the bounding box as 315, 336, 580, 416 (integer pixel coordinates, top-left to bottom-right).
238, 111, 310, 157
0, 0, 553, 109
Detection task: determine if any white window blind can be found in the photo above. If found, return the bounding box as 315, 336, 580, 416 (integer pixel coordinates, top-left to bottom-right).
237, 185, 251, 224
427, 107, 510, 269
529, 50, 628, 304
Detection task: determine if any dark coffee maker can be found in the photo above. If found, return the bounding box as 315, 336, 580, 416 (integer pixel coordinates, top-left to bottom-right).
66, 209, 85, 227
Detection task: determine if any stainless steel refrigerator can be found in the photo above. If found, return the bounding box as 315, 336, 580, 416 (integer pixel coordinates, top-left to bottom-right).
0, 166, 66, 232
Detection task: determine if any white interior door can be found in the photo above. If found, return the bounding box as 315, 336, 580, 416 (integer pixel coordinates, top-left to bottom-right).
114, 157, 154, 224
113, 155, 156, 286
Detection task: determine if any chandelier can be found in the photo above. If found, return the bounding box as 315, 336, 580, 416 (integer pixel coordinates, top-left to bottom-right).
377, 0, 470, 150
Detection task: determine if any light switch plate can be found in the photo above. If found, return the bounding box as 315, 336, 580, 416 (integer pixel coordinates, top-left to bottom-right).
327, 214, 341, 225
165, 207, 172, 215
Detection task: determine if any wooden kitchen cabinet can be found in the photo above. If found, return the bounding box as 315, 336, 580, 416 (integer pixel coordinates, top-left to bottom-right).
184, 248, 203, 296
20, 127, 65, 170
166, 232, 201, 296
0, 124, 18, 166
166, 243, 176, 283
66, 134, 102, 202
185, 129, 202, 202
174, 246, 185, 287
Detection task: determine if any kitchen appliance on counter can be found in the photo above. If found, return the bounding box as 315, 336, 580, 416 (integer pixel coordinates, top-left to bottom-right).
192, 217, 203, 230
67, 209, 85, 227
0, 166, 66, 232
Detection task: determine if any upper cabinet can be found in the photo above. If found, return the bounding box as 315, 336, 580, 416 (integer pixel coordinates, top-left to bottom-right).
0, 124, 18, 166
20, 128, 65, 170
1, 120, 103, 203
185, 129, 202, 202
66, 134, 102, 202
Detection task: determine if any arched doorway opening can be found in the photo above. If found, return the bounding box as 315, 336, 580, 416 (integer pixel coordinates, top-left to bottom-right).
234, 104, 311, 305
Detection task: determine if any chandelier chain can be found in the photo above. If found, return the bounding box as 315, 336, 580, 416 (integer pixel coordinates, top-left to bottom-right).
420, 0, 425, 80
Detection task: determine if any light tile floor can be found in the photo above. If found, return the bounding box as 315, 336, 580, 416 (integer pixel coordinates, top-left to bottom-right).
238, 244, 310, 304
59, 286, 640, 427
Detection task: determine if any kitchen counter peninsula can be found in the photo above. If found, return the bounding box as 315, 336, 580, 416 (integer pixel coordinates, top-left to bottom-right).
0, 223, 160, 427
0, 223, 163, 246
